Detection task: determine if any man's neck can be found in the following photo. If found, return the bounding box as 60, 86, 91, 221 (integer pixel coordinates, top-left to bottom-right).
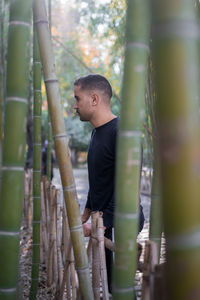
90, 112, 116, 128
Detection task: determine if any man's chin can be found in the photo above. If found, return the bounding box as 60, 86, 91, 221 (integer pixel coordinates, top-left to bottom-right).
80, 117, 87, 122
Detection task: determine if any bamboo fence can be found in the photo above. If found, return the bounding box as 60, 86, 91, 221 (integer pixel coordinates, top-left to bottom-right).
23, 173, 117, 299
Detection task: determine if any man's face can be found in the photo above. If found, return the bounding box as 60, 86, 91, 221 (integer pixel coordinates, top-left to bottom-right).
74, 85, 93, 122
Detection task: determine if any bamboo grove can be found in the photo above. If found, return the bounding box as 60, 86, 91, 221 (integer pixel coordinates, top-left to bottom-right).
0, 0, 200, 299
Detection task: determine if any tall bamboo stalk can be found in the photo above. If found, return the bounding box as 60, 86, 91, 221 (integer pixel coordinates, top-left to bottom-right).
0, 0, 5, 179
29, 26, 42, 300
112, 0, 150, 299
32, 1, 93, 299
151, 1, 200, 299
0, 0, 31, 298
47, 0, 53, 181
147, 61, 163, 260
149, 154, 162, 260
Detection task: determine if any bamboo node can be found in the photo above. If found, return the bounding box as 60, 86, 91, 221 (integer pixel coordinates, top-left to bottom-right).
112, 286, 134, 294
9, 20, 31, 27
63, 184, 76, 192
54, 133, 67, 141
6, 96, 28, 104
0, 287, 17, 293
119, 129, 142, 138
44, 78, 58, 84
34, 19, 48, 25
70, 224, 83, 232
76, 265, 89, 273
115, 211, 138, 220
127, 42, 150, 52
2, 166, 24, 172
0, 230, 19, 237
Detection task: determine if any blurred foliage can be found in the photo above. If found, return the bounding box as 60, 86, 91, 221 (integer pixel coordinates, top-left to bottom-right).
65, 115, 93, 151
48, 0, 123, 151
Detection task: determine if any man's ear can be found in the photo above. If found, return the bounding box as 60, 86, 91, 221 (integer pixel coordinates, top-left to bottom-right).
91, 93, 99, 106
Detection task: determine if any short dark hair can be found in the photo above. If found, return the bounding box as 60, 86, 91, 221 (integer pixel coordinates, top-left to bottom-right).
74, 74, 112, 99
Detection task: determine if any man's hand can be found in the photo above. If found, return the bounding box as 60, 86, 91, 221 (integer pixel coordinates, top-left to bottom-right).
83, 223, 91, 237
81, 208, 91, 224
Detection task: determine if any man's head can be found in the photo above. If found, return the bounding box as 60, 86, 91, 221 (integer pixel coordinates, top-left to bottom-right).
74, 74, 113, 124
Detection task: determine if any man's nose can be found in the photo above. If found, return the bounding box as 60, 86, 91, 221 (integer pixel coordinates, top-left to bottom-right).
74, 102, 78, 109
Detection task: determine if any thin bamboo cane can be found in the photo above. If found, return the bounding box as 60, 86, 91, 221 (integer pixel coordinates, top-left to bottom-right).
45, 179, 51, 241
66, 268, 72, 300
151, 1, 200, 299
29, 25, 42, 300
97, 214, 109, 300
56, 190, 64, 288
91, 212, 101, 300
147, 59, 163, 261
47, 186, 56, 286
27, 170, 33, 231
53, 196, 58, 288
24, 171, 29, 226
63, 201, 72, 268
41, 181, 48, 266
87, 237, 92, 265
149, 154, 162, 260
63, 201, 73, 300
0, 0, 4, 175
40, 218, 44, 265
47, 0, 52, 181
33, 1, 93, 299
59, 260, 70, 300
0, 1, 31, 298
112, 0, 150, 299
70, 250, 77, 300
53, 232, 59, 288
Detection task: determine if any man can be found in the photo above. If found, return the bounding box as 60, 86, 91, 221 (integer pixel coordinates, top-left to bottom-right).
74, 74, 117, 292
74, 74, 144, 293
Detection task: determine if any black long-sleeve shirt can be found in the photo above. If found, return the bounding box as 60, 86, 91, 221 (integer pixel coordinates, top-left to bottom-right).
86, 117, 118, 228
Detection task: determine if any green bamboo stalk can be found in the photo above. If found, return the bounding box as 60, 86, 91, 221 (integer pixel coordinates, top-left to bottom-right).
47, 117, 52, 181
29, 27, 42, 300
47, 0, 52, 181
32, 1, 94, 299
0, 0, 31, 299
112, 0, 150, 299
151, 1, 200, 299
0, 0, 5, 180
149, 154, 162, 260
148, 69, 163, 260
